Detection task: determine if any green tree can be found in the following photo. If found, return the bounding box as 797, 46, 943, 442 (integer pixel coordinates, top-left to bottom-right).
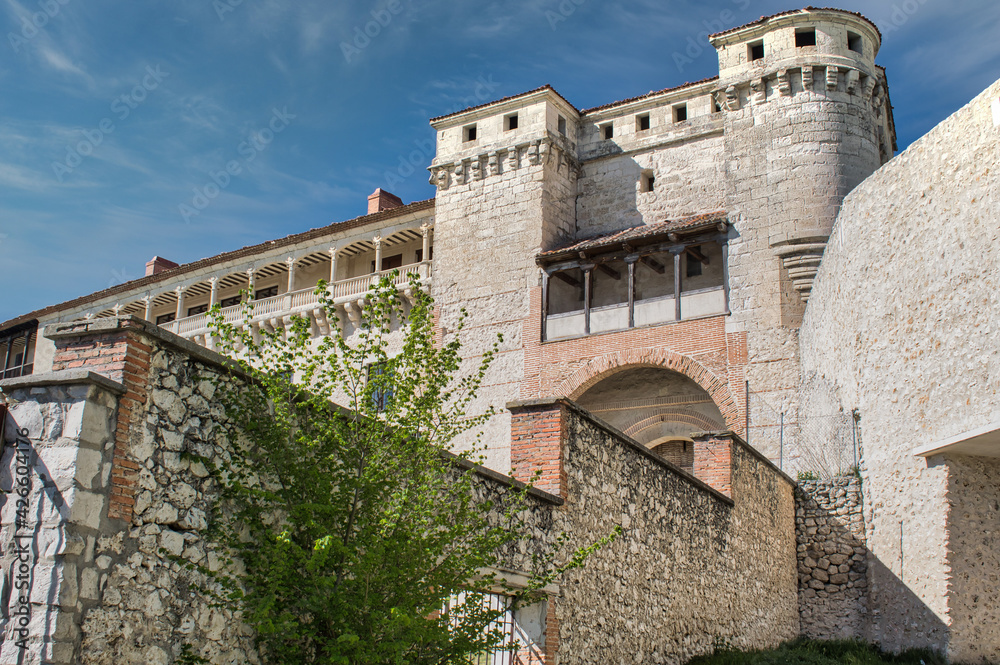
205, 272, 615, 664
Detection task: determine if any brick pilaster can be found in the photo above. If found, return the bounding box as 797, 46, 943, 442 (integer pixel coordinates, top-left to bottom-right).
691, 430, 735, 497
49, 318, 153, 522
508, 399, 567, 500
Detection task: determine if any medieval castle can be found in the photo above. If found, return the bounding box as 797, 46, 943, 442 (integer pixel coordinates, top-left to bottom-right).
1, 7, 998, 664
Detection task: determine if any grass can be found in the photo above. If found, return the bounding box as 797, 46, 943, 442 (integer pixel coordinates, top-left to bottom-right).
686, 639, 946, 665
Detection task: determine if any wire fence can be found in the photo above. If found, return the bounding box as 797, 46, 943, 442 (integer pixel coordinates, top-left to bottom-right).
746, 384, 858, 477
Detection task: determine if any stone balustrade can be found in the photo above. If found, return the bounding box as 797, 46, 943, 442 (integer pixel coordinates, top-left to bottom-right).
164, 262, 432, 348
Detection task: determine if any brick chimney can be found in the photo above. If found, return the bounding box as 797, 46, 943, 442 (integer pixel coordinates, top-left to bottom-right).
145, 256, 179, 276
367, 188, 404, 215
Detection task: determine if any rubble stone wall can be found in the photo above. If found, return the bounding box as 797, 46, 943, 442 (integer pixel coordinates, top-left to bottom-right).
795, 477, 868, 640
799, 77, 1000, 660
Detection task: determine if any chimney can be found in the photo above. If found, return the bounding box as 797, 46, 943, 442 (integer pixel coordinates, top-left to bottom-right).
145, 256, 179, 277
367, 188, 404, 215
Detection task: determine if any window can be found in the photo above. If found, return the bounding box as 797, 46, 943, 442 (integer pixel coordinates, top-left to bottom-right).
686, 247, 704, 277
367, 361, 393, 412
156, 313, 176, 325
795, 28, 816, 47
673, 104, 687, 123
640, 169, 655, 193
187, 304, 209, 317
220, 295, 242, 308
636, 113, 651, 132
415, 247, 434, 262
464, 124, 477, 142
749, 40, 764, 61
848, 31, 863, 54
601, 123, 614, 140
254, 285, 279, 300
372, 253, 404, 272
713, 99, 722, 113
557, 115, 567, 135
505, 113, 518, 131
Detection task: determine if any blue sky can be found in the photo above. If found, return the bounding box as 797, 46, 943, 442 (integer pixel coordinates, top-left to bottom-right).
1, 0, 998, 323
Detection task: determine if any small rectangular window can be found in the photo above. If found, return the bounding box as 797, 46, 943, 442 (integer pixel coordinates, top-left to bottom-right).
464, 124, 477, 142
637, 114, 650, 132
601, 123, 614, 140
557, 115, 567, 135
156, 313, 176, 325
795, 28, 816, 47
848, 31, 863, 54
640, 169, 655, 193
187, 304, 209, 317
220, 295, 242, 308
749, 40, 764, 61
505, 114, 518, 131
686, 252, 703, 278
673, 104, 687, 123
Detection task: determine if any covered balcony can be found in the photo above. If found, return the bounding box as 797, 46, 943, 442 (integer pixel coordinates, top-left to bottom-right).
538, 213, 729, 342
90, 225, 432, 350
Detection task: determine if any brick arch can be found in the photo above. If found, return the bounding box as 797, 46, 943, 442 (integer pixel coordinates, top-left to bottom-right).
556, 349, 741, 432
622, 409, 726, 439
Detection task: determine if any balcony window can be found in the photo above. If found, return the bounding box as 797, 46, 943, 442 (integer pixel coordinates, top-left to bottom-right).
542, 227, 730, 342
0, 325, 36, 379
220, 295, 242, 308
254, 285, 279, 300
156, 313, 176, 325
187, 304, 209, 317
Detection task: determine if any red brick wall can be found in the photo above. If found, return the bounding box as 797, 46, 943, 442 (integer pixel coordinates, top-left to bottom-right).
521, 286, 749, 436
509, 400, 567, 499
691, 432, 734, 497
51, 322, 152, 522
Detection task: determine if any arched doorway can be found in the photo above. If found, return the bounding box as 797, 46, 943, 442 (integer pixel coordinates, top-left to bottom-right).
575, 367, 725, 470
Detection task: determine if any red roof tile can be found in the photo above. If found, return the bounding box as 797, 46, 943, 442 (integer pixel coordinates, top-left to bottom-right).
580, 77, 720, 115
538, 211, 729, 260
428, 85, 580, 123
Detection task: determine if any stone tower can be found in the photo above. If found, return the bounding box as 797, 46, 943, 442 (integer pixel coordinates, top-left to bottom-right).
428, 88, 579, 470
710, 8, 895, 462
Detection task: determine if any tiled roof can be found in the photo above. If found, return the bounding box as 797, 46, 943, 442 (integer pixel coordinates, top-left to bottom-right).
428, 85, 580, 123
538, 211, 729, 261
709, 7, 881, 41
0, 198, 437, 331
579, 77, 720, 115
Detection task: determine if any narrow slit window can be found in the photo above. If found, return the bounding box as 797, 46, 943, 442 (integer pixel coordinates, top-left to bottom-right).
505, 114, 518, 131
637, 113, 650, 132
795, 28, 816, 47
848, 31, 863, 54
557, 115, 567, 135
464, 124, 477, 142
749, 40, 764, 61
673, 104, 687, 123
640, 169, 655, 193
602, 123, 614, 140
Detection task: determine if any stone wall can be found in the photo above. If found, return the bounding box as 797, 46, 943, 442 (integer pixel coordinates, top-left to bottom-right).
1, 372, 122, 664
799, 77, 1000, 661
795, 477, 868, 640
510, 399, 799, 664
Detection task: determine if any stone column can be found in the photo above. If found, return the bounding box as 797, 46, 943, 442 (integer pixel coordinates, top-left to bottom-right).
173, 286, 185, 333
208, 278, 218, 308
143, 296, 153, 322
373, 235, 382, 273
329, 247, 338, 284
286, 257, 296, 293
420, 223, 431, 261
246, 268, 255, 299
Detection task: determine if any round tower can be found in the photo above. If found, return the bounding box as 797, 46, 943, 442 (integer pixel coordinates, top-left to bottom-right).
709, 8, 895, 464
